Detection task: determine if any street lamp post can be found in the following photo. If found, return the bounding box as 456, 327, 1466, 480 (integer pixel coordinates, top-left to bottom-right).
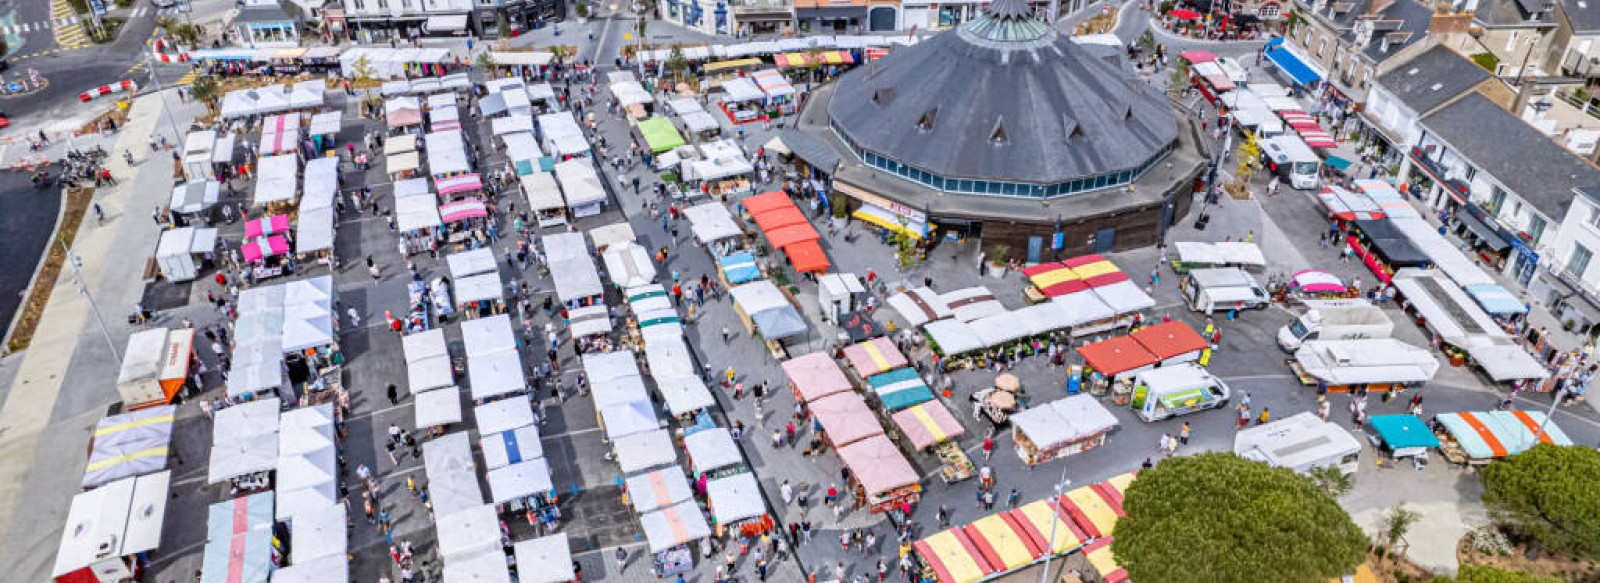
61, 240, 121, 361
1532, 388, 1566, 443
1038, 467, 1072, 583
143, 49, 189, 148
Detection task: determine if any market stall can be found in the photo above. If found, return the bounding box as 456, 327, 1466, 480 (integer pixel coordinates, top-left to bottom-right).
1076, 336, 1159, 390
887, 287, 953, 327
646, 341, 716, 416
1011, 498, 1088, 556
199, 493, 275, 583
415, 386, 464, 432
436, 504, 501, 563
719, 77, 766, 122
1168, 241, 1267, 273
487, 458, 554, 504
278, 504, 347, 581
520, 172, 568, 227
512, 534, 576, 583
1291, 269, 1348, 296
705, 472, 767, 536
842, 337, 909, 378
1368, 414, 1442, 459
1434, 410, 1573, 464
781, 351, 854, 402
601, 400, 661, 442
869, 368, 935, 411
941, 287, 1005, 322
481, 424, 545, 470
422, 432, 485, 517
275, 406, 339, 521
83, 406, 176, 490
1048, 290, 1119, 336
962, 513, 1043, 573
923, 319, 985, 358
625, 468, 693, 513
403, 329, 453, 393
718, 251, 762, 285
810, 392, 885, 448
914, 529, 994, 583
682, 202, 746, 255
553, 158, 607, 218
53, 472, 171, 583
741, 191, 828, 273
836, 434, 919, 513
613, 429, 677, 474
602, 242, 658, 289
684, 140, 755, 198
1292, 339, 1440, 392
475, 396, 535, 435
169, 180, 221, 218
636, 116, 687, 153
586, 351, 651, 409
730, 280, 808, 345
115, 327, 195, 409
890, 400, 964, 450
463, 315, 527, 400
1057, 474, 1134, 538
1083, 537, 1130, 583
207, 398, 281, 485
1348, 220, 1434, 283
1009, 394, 1118, 464
684, 427, 744, 477
639, 501, 712, 575
1129, 321, 1210, 365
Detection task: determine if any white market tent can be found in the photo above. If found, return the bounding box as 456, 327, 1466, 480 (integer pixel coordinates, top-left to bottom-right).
481, 425, 545, 470
601, 400, 661, 442
553, 158, 607, 215
387, 151, 421, 176
448, 247, 499, 278
1390, 218, 1497, 287
254, 154, 299, 206
886, 287, 953, 327
208, 398, 281, 484
625, 468, 693, 513
611, 81, 653, 106
1015, 302, 1078, 336
667, 97, 704, 115
489, 51, 554, 67
436, 503, 502, 561
537, 112, 590, 157
462, 313, 518, 354
924, 319, 984, 355
422, 432, 485, 517
415, 386, 464, 429
729, 280, 808, 340
584, 350, 651, 409
404, 329, 454, 392
487, 458, 554, 503
543, 234, 604, 301
276, 404, 338, 520
681, 111, 720, 134
683, 427, 743, 475
970, 310, 1034, 346
639, 501, 712, 553
721, 78, 764, 103
339, 47, 453, 79
476, 396, 535, 435
170, 180, 221, 214
522, 172, 566, 213
1092, 280, 1158, 314
683, 202, 743, 244
308, 111, 342, 136
512, 534, 575, 583
602, 243, 657, 289
1468, 343, 1553, 381
941, 287, 1006, 322
706, 473, 766, 525
52, 471, 171, 581
290, 80, 325, 109
455, 273, 504, 305
425, 130, 472, 176
288, 502, 347, 563
1008, 394, 1119, 452
613, 429, 677, 474
441, 548, 512, 583
567, 305, 612, 338
588, 222, 637, 250
1050, 291, 1117, 327
272, 554, 348, 583
645, 340, 714, 415
1391, 269, 1508, 347
281, 276, 335, 353
492, 114, 536, 136
468, 349, 527, 400
296, 206, 335, 254
501, 131, 544, 162
301, 157, 339, 211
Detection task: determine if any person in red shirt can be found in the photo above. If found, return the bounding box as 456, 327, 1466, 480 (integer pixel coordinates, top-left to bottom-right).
982, 433, 995, 460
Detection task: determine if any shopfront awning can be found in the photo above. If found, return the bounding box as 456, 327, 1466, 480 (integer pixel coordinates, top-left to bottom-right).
425, 14, 468, 32
1264, 37, 1323, 86
1457, 213, 1511, 252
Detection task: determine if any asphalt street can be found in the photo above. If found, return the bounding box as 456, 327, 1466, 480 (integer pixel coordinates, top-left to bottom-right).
0, 171, 62, 330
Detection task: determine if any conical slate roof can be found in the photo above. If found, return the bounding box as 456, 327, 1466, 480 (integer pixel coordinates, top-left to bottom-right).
826, 6, 1178, 188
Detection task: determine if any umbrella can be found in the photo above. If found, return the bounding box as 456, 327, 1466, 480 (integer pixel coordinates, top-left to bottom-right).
1169, 8, 1201, 20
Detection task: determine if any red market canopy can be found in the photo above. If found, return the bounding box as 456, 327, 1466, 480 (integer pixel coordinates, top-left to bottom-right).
741, 191, 793, 216
1179, 50, 1216, 63
1130, 321, 1210, 361
1021, 262, 1088, 298
785, 240, 831, 273
752, 205, 809, 232
1076, 336, 1158, 377
1169, 8, 1201, 19
767, 223, 822, 249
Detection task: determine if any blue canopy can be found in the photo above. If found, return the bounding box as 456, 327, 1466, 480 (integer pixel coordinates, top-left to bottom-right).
1368, 415, 1440, 450
1265, 42, 1322, 85
869, 368, 935, 410
1466, 284, 1526, 316
1323, 155, 1352, 171
720, 251, 761, 284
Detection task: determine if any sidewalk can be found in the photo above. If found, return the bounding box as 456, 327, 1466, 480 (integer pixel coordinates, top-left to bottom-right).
0, 90, 204, 582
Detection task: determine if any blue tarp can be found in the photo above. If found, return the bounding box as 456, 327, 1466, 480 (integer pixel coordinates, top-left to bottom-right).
720, 251, 761, 284
1368, 415, 1440, 450
1465, 284, 1526, 315
1323, 155, 1352, 171
1265, 43, 1321, 85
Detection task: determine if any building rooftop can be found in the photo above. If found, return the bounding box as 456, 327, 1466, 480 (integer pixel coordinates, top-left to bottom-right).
1422, 93, 1600, 219
1339, 0, 1434, 63
1560, 0, 1600, 33
824, 0, 1177, 187
1375, 44, 1492, 115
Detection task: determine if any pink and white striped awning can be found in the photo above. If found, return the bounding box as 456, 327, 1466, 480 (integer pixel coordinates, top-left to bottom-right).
440, 199, 489, 223
241, 235, 291, 262
1292, 269, 1346, 294
437, 173, 483, 196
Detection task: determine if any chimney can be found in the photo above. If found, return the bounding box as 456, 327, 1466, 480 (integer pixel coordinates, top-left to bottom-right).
1431, 10, 1474, 34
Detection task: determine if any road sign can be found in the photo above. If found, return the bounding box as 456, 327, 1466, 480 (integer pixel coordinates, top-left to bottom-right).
89, 0, 107, 16
1052, 231, 1064, 250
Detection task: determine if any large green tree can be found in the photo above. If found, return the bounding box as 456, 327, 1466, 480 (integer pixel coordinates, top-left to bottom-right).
1481, 444, 1600, 558
1113, 453, 1367, 583
1432, 565, 1562, 583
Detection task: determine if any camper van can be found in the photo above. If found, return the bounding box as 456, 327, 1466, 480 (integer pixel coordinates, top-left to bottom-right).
1259, 135, 1321, 190
1130, 364, 1232, 422
1235, 412, 1363, 475
1276, 300, 1394, 351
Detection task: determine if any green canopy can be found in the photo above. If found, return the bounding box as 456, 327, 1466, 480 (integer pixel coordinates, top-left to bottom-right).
638, 116, 687, 153
514, 159, 536, 176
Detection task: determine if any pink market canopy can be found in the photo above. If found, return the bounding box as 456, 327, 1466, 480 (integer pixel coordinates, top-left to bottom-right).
437, 173, 483, 196
842, 337, 909, 378
241, 235, 290, 262
810, 392, 885, 447
781, 351, 853, 403
1293, 270, 1346, 293
836, 434, 918, 498
440, 199, 489, 223
1179, 50, 1215, 63
245, 215, 291, 239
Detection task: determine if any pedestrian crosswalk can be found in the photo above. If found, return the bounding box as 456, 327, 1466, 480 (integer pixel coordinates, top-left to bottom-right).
126, 6, 180, 19
50, 0, 89, 49
0, 16, 82, 37
174, 69, 198, 86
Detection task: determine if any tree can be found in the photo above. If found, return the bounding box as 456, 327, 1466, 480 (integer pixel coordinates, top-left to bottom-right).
1379, 505, 1422, 566
188, 75, 221, 115
1307, 464, 1352, 498
1431, 565, 1562, 583
476, 50, 497, 72
1113, 453, 1367, 583
1166, 59, 1190, 100
890, 216, 922, 288
1136, 30, 1155, 54
550, 45, 573, 66
665, 45, 689, 84
804, 42, 825, 85
1481, 444, 1600, 558
158, 17, 200, 47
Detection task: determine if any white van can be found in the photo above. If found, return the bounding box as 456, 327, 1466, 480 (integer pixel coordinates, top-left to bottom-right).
1130, 364, 1232, 422
1180, 267, 1270, 314
1259, 135, 1321, 190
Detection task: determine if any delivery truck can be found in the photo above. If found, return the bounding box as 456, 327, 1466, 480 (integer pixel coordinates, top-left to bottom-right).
1130, 364, 1232, 422
1179, 267, 1270, 314
1276, 299, 1393, 351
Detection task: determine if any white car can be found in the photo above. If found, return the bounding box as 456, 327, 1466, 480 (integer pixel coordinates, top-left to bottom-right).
151, 0, 178, 8
1214, 57, 1250, 85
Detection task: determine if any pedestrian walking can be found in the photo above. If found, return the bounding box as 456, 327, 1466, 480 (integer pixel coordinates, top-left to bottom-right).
388, 422, 403, 444
615, 547, 628, 572
1258, 407, 1271, 425
722, 325, 731, 343
772, 428, 784, 449
982, 490, 995, 510
386, 441, 400, 465
387, 384, 399, 405
781, 480, 794, 505
937, 504, 949, 527
1179, 422, 1190, 445
1237, 404, 1250, 428
1006, 488, 1019, 509
346, 307, 361, 328
981, 432, 995, 460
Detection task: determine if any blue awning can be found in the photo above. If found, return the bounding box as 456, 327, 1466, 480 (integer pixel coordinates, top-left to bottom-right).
1323, 155, 1352, 171
1368, 415, 1440, 450
1465, 283, 1527, 315
1265, 44, 1322, 85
